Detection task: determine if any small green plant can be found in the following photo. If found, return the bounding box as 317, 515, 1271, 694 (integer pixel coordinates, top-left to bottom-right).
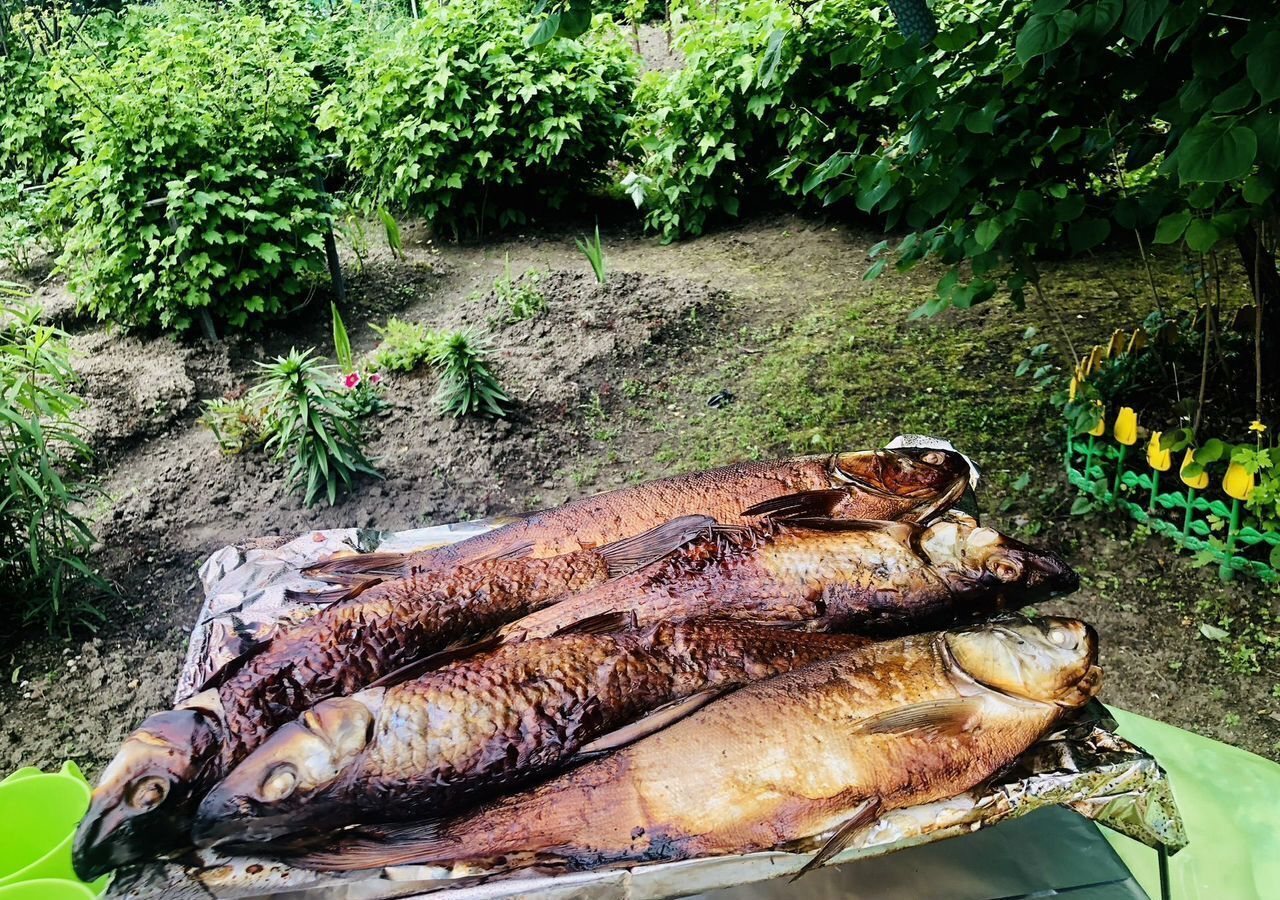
491, 254, 547, 325
429, 330, 510, 418
198, 392, 268, 455
0, 282, 108, 629
252, 349, 379, 506
0, 177, 47, 272
369, 317, 442, 373
575, 224, 608, 284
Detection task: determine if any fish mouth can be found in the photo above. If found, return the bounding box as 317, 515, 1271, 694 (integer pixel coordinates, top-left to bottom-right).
72, 797, 192, 882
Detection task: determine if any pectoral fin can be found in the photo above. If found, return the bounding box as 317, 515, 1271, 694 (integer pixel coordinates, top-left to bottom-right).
791, 798, 882, 880
575, 686, 736, 757
741, 489, 849, 522
597, 515, 717, 577
851, 698, 981, 737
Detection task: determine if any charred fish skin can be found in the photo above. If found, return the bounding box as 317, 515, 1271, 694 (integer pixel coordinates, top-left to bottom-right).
216, 537, 663, 765
192, 622, 868, 846
295, 617, 1100, 873
306, 448, 971, 581
503, 517, 1076, 641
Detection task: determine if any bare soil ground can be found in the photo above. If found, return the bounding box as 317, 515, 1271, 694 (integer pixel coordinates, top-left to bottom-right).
1, 212, 1277, 778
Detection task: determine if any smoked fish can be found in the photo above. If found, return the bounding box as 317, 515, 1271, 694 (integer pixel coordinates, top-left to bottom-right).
294, 616, 1101, 873
192, 622, 869, 845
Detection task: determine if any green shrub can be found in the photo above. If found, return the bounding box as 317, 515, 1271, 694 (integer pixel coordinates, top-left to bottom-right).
318, 0, 637, 235
490, 254, 547, 325
0, 281, 107, 629
199, 393, 269, 455
52, 2, 334, 333
252, 348, 379, 506
626, 0, 893, 239
369, 317, 442, 373
430, 330, 510, 418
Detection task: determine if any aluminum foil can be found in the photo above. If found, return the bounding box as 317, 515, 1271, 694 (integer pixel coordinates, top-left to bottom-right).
114, 464, 1185, 898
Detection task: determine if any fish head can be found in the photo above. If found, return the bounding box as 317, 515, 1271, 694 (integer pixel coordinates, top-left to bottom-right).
945, 616, 1102, 708
192, 696, 373, 847
830, 448, 970, 521
924, 519, 1079, 611
72, 706, 222, 881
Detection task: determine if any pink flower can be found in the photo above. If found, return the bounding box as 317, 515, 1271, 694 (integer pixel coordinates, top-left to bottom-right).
344, 372, 361, 389
369, 372, 383, 386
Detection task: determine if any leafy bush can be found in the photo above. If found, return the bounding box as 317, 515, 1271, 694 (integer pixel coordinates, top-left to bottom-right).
251, 348, 379, 506
0, 176, 45, 271
52, 2, 334, 333
625, 0, 893, 239
369, 317, 442, 373
430, 331, 510, 418
318, 0, 637, 235
0, 281, 107, 629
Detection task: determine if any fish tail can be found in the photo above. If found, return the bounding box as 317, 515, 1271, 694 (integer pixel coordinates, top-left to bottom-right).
302, 551, 419, 582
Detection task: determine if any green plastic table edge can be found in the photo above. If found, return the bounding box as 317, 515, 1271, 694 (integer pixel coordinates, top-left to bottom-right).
1102, 706, 1280, 900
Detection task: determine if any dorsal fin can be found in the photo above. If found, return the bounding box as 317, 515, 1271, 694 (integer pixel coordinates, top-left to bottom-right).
596, 515, 718, 577
574, 686, 736, 758
366, 634, 504, 690
552, 610, 637, 637
302, 550, 415, 582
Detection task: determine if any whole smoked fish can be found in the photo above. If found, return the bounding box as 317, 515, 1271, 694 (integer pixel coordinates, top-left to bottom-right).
192, 621, 868, 845
502, 515, 1078, 641
304, 448, 970, 587
296, 616, 1101, 873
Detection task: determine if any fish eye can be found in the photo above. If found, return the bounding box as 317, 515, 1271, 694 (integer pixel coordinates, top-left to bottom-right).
1047, 625, 1076, 648
261, 764, 299, 802
988, 557, 1023, 582
127, 775, 169, 811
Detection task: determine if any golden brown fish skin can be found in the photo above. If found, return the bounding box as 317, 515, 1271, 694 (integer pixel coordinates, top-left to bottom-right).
501, 518, 1073, 641
298, 618, 1099, 872
307, 449, 970, 581
192, 623, 867, 845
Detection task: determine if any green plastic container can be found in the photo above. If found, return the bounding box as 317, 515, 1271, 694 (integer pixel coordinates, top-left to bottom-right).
0, 880, 97, 900
0, 763, 108, 896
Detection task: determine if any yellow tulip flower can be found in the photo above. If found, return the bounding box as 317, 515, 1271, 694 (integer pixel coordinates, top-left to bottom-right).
1069, 377, 1079, 402
1223, 462, 1255, 501
1147, 432, 1171, 471
1180, 450, 1208, 489
1127, 329, 1147, 354
1113, 407, 1138, 445
1107, 329, 1126, 358
1088, 403, 1105, 437
1088, 345, 1103, 376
